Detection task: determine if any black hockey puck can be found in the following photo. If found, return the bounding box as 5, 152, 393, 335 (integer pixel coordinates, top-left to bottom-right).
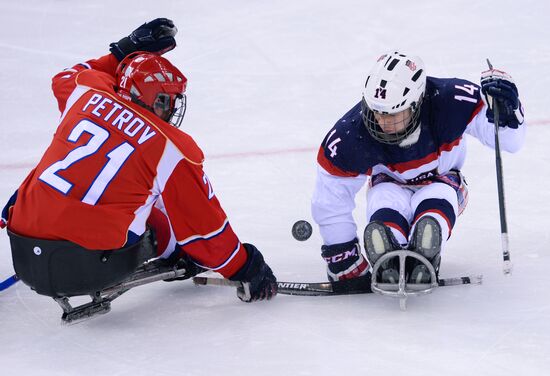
292, 220, 313, 241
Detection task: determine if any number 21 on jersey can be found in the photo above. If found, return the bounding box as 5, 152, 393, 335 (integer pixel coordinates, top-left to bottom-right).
39, 119, 134, 205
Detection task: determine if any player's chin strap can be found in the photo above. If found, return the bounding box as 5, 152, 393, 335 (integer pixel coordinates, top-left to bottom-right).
370, 250, 438, 310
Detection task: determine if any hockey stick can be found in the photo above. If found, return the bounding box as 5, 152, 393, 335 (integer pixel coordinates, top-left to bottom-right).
192, 274, 483, 296
0, 274, 18, 292
193, 276, 369, 296
486, 59, 512, 275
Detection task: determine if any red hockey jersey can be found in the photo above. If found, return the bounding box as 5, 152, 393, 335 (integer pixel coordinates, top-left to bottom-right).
8, 54, 247, 278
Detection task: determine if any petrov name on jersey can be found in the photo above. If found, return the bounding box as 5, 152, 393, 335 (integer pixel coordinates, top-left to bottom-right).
82, 93, 157, 145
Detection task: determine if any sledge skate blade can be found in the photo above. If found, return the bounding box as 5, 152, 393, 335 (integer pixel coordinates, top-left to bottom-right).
55, 296, 113, 324
53, 261, 190, 323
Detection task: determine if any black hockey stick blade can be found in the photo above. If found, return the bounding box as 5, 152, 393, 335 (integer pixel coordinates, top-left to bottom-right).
193, 274, 482, 296
277, 274, 373, 296
192, 276, 346, 296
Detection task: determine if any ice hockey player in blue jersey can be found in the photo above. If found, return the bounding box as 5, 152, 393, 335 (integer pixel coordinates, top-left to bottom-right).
311, 51, 525, 286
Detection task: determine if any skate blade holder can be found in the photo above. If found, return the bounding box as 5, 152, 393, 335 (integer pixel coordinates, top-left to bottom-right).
52, 263, 190, 323
371, 250, 438, 310
54, 294, 112, 324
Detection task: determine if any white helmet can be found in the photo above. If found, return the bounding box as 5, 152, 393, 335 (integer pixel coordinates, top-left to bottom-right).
361, 51, 426, 144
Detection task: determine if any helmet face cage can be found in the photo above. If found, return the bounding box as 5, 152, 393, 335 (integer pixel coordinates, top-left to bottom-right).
151, 92, 187, 128
167, 93, 187, 128
361, 96, 423, 145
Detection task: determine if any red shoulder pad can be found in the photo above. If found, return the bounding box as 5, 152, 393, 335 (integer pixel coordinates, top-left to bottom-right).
161, 125, 205, 166
76, 70, 117, 94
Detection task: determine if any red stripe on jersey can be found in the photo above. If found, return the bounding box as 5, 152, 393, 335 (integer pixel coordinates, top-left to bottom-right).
414, 210, 453, 237
317, 147, 359, 177
468, 100, 484, 124
386, 137, 462, 174
384, 221, 408, 239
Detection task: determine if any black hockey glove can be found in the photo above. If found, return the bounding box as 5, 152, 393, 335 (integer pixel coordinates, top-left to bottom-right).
164, 252, 206, 282
321, 238, 370, 282
481, 69, 524, 129
152, 245, 206, 282
109, 18, 178, 61
229, 243, 277, 302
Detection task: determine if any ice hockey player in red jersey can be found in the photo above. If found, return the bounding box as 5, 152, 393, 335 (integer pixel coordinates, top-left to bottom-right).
2, 18, 277, 304
312, 51, 525, 287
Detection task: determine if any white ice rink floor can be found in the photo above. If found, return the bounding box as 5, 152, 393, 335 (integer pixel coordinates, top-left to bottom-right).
1, 1, 549, 375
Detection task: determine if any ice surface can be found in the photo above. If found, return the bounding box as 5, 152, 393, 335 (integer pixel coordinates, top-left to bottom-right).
1, 1, 549, 375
